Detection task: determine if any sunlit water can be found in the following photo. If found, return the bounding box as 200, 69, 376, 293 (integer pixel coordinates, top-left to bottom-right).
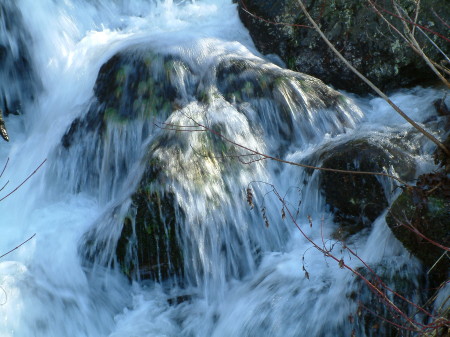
0, 1, 447, 336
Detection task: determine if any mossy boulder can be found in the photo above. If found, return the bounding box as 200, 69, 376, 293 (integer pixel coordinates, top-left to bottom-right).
318, 137, 416, 237
216, 57, 346, 108
386, 172, 450, 285
238, 0, 450, 94
72, 46, 367, 283
94, 52, 187, 122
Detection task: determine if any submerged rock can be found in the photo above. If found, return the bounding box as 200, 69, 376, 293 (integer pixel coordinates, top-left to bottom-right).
238, 0, 450, 93
63, 49, 192, 148
66, 50, 194, 282
215, 57, 362, 154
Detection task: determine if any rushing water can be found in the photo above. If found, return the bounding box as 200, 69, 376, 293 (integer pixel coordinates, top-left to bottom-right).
0, 1, 447, 336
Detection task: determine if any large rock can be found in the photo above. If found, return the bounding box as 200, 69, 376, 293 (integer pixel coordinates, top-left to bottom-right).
238, 0, 450, 93
317, 136, 416, 237
386, 172, 450, 286
69, 46, 366, 284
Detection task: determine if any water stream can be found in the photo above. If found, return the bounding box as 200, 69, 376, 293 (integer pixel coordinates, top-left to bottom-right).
0, 1, 447, 336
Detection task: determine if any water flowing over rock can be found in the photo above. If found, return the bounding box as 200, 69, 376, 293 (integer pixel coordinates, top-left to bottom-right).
65, 46, 363, 287
1, 1, 447, 336
238, 0, 450, 93
65, 50, 192, 282
0, 1, 40, 120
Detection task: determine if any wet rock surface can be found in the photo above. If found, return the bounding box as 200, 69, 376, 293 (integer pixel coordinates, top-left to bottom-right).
71, 47, 373, 284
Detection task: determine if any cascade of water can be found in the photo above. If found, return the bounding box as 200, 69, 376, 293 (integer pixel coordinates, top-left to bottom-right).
0, 1, 445, 336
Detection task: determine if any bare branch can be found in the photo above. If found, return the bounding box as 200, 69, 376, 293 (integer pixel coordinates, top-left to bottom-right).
412, 0, 421, 37
369, 2, 450, 43
432, 8, 450, 30
240, 0, 312, 29
0, 181, 9, 192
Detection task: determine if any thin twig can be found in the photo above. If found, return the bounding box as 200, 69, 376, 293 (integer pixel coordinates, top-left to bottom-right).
274, 187, 423, 330
181, 114, 408, 185
0, 234, 36, 259
432, 9, 450, 30
367, 0, 450, 76
0, 158, 9, 179
370, 2, 450, 43
0, 181, 9, 192
154, 123, 205, 132
239, 0, 312, 29
0, 159, 47, 202
412, 0, 421, 37
427, 251, 449, 275
188, 144, 260, 160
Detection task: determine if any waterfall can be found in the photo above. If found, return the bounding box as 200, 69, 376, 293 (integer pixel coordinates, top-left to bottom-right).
0, 1, 446, 336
